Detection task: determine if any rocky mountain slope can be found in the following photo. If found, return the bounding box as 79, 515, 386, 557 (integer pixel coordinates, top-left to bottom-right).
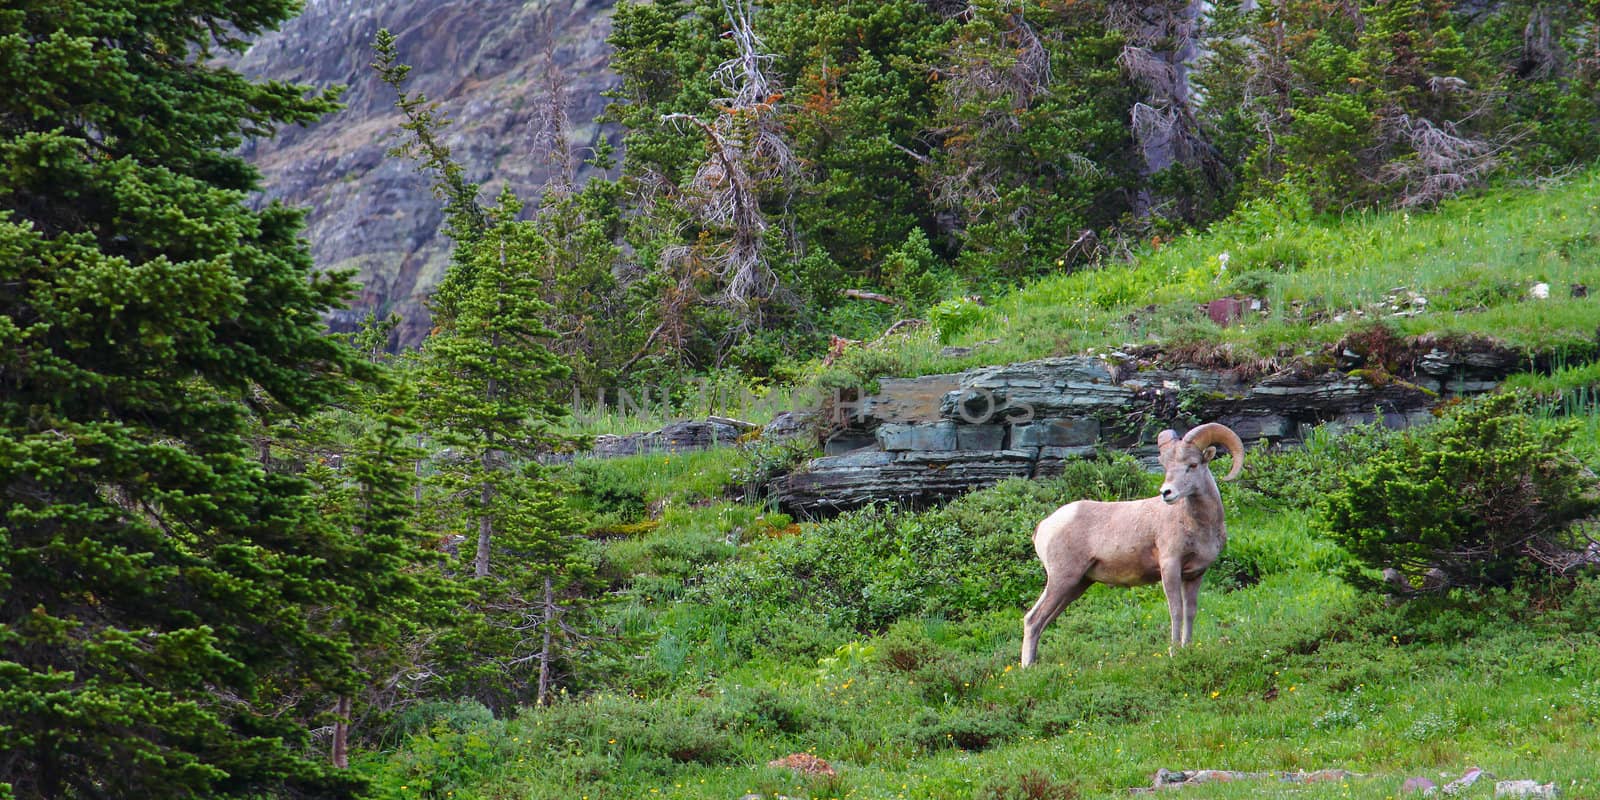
232, 0, 619, 346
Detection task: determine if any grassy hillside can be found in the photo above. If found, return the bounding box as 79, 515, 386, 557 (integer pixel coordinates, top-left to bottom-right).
357, 176, 1600, 800
815, 171, 1600, 392
357, 411, 1600, 800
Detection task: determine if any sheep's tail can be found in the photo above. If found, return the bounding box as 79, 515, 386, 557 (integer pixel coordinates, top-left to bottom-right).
1184, 423, 1245, 481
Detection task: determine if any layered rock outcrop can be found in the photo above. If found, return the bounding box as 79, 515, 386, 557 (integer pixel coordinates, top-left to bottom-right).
770, 347, 1524, 516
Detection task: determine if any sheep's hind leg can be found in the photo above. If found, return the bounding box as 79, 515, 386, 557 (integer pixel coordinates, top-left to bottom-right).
1020, 576, 1090, 667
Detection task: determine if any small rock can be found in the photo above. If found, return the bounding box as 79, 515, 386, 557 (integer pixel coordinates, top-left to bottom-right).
1496, 781, 1557, 798
1403, 777, 1438, 794
1572, 283, 1588, 298
767, 753, 836, 778
1298, 769, 1355, 783
1530, 282, 1550, 300
1444, 767, 1485, 795
1153, 768, 1188, 787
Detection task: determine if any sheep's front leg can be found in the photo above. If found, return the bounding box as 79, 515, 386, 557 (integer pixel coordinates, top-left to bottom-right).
1160, 563, 1186, 655
1180, 575, 1203, 646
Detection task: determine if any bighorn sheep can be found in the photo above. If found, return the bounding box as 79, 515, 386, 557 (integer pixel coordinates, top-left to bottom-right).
1020, 423, 1244, 666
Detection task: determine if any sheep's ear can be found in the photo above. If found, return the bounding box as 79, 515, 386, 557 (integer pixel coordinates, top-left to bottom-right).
1157, 430, 1178, 449
1202, 445, 1218, 463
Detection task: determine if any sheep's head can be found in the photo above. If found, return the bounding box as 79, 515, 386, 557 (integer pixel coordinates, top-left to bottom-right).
1156, 423, 1245, 504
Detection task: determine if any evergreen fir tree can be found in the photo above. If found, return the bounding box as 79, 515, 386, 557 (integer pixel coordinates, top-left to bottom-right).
293, 372, 458, 768
0, 1, 378, 797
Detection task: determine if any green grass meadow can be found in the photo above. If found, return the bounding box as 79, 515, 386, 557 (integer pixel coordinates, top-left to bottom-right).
361, 422, 1600, 799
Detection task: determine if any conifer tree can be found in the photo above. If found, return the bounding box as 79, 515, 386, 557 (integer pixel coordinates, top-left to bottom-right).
292, 371, 456, 768
415, 190, 597, 709
0, 1, 375, 797
376, 31, 602, 708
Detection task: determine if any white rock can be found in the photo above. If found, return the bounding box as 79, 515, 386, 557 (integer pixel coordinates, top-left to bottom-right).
1443, 767, 1484, 795
1495, 780, 1557, 798
1530, 282, 1551, 299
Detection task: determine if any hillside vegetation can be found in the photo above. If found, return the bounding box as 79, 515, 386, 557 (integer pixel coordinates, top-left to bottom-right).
353, 179, 1600, 799
7, 2, 1600, 799
407, 0, 1600, 390
815, 171, 1600, 391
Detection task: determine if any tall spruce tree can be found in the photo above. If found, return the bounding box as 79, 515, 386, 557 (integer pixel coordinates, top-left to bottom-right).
0, 2, 376, 798
276, 353, 456, 768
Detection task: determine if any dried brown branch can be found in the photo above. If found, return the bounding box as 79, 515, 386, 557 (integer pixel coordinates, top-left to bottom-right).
1377, 113, 1506, 207
843, 288, 903, 305
944, 5, 1051, 113
531, 42, 575, 194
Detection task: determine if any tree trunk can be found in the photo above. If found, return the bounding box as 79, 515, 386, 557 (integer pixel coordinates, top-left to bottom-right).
475, 480, 493, 578
537, 575, 555, 706
331, 694, 352, 769
414, 434, 424, 508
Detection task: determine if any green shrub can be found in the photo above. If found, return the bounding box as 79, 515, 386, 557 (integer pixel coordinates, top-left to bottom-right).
715, 685, 812, 735
733, 434, 817, 497
1239, 419, 1402, 511
385, 699, 498, 743
528, 691, 740, 770
905, 705, 1021, 752
375, 701, 510, 798
1322, 392, 1600, 592
977, 771, 1079, 800
1205, 549, 1263, 591
928, 297, 986, 344
1025, 681, 1159, 735
875, 619, 941, 673
696, 462, 1151, 638
564, 459, 649, 520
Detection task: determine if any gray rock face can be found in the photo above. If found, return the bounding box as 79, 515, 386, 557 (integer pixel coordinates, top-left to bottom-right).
591, 418, 756, 458
228, 0, 619, 347
771, 350, 1521, 517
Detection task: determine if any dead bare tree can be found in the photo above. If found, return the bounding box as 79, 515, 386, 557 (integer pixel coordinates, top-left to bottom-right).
660, 0, 796, 331
1377, 113, 1507, 207
919, 0, 972, 20
943, 4, 1052, 115
1108, 0, 1226, 218
531, 42, 576, 196
930, 2, 1055, 219
1517, 5, 1563, 80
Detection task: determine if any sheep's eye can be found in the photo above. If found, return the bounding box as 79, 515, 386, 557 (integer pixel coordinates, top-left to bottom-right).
1187, 464, 1196, 471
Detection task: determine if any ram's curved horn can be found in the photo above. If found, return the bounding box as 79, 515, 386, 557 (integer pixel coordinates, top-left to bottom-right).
1183, 423, 1245, 481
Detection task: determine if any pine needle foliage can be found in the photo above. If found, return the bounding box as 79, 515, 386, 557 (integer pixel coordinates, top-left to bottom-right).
413, 189, 599, 710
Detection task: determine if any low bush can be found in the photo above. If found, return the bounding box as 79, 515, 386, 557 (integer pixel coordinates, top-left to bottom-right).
1237, 419, 1402, 512
1026, 682, 1159, 734
905, 705, 1022, 752
977, 771, 1079, 800
1322, 392, 1599, 591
